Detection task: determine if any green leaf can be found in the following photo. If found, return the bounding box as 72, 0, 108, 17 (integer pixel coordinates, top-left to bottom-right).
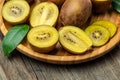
2, 24, 29, 56
112, 0, 120, 13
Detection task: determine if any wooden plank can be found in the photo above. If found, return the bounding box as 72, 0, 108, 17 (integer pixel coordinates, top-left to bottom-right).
0, 39, 37, 80
0, 0, 120, 80
0, 33, 120, 80
0, 66, 7, 80
0, 20, 120, 80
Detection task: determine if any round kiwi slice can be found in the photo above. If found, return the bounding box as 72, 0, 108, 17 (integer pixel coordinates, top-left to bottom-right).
59, 26, 92, 54
30, 2, 59, 27
92, 20, 117, 37
85, 25, 110, 47
27, 25, 59, 53
2, 0, 30, 24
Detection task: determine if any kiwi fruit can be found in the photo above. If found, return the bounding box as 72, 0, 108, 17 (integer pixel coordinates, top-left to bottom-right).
30, 2, 59, 27
2, 0, 30, 24
85, 25, 110, 47
27, 25, 59, 53
59, 26, 92, 54
91, 0, 112, 14
92, 20, 117, 37
58, 0, 92, 28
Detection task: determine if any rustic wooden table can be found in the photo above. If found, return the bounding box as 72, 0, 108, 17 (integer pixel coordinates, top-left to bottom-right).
1, 0, 120, 80
0, 32, 120, 80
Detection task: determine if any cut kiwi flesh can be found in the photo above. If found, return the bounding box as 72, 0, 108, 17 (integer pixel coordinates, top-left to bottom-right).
59, 26, 92, 54
92, 20, 117, 37
85, 25, 110, 47
27, 25, 59, 52
2, 0, 30, 24
30, 2, 59, 27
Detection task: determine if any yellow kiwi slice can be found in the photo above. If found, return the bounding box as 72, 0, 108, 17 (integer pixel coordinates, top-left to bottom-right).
30, 2, 59, 27
85, 25, 110, 47
2, 0, 30, 24
59, 26, 92, 54
27, 25, 59, 53
92, 20, 117, 37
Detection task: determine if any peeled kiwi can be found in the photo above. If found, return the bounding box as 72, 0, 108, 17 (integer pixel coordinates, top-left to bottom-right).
85, 25, 110, 47
92, 20, 117, 37
2, 0, 30, 24
59, 26, 92, 54
27, 25, 59, 53
30, 2, 59, 27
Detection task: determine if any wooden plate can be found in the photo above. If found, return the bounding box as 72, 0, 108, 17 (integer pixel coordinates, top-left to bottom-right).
0, 0, 120, 64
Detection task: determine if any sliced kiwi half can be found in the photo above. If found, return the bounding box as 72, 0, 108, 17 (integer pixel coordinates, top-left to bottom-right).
27, 25, 59, 53
2, 0, 30, 24
30, 2, 59, 27
92, 20, 117, 37
59, 26, 92, 54
85, 25, 110, 47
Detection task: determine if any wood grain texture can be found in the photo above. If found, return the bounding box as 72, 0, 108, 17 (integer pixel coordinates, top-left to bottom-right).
0, 34, 120, 80
1, 0, 120, 64
1, 0, 120, 80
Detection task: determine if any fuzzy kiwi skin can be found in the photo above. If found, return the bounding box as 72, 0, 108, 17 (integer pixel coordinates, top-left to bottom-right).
91, 0, 112, 14
58, 0, 92, 28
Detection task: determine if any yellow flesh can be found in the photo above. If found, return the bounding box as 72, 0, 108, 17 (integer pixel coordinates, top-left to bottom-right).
92, 20, 117, 37
2, 0, 30, 23
59, 26, 92, 54
27, 26, 58, 48
85, 25, 110, 46
30, 2, 59, 27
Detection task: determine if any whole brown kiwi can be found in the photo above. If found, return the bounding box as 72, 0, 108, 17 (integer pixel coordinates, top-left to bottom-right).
91, 0, 112, 14
58, 0, 92, 28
